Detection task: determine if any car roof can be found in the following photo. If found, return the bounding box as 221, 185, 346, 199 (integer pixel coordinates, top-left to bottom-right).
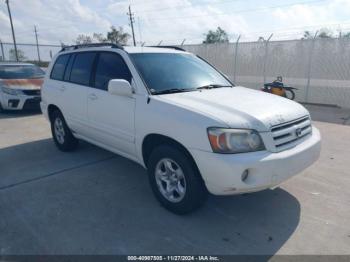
0, 62, 35, 66
59, 46, 188, 55
124, 46, 187, 54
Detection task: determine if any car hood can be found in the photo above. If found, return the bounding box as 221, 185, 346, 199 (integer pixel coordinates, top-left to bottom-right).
159, 86, 310, 132
0, 78, 43, 90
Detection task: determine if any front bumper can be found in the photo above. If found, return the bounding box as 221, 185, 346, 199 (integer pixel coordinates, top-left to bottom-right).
0, 93, 41, 111
190, 126, 321, 195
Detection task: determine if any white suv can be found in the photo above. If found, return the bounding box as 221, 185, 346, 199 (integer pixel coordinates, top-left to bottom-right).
41, 43, 321, 214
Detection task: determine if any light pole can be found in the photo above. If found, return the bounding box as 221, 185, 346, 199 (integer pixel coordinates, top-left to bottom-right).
5, 0, 19, 61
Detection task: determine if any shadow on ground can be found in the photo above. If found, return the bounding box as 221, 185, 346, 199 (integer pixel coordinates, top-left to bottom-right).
0, 138, 301, 255
304, 104, 350, 125
0, 110, 42, 119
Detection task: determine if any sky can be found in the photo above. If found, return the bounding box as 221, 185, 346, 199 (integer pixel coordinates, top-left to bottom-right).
1, 0, 350, 46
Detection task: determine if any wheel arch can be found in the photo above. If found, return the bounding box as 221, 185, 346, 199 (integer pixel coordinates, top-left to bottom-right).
47, 104, 61, 122
142, 134, 199, 171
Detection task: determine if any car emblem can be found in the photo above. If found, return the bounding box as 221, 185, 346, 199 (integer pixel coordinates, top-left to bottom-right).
295, 128, 302, 137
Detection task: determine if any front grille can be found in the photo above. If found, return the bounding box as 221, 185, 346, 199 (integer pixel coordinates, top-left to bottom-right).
271, 116, 312, 151
21, 89, 41, 96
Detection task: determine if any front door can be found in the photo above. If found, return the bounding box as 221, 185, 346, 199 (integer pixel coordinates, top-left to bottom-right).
87, 51, 136, 158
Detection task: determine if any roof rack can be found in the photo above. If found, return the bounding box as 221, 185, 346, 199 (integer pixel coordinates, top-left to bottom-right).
60, 43, 124, 52
148, 46, 186, 52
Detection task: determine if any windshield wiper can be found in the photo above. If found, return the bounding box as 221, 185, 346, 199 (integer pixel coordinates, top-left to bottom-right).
196, 84, 232, 90
151, 88, 196, 95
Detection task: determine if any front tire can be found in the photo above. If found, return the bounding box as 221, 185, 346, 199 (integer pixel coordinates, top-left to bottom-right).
147, 145, 208, 215
50, 110, 78, 152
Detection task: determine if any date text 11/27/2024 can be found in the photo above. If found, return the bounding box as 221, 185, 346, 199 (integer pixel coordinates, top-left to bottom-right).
127, 256, 220, 261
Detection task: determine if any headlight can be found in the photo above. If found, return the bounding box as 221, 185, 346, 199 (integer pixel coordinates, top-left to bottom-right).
1, 86, 22, 96
207, 128, 265, 154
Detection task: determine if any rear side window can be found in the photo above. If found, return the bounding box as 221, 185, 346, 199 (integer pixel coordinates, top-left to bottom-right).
70, 52, 96, 86
94, 52, 132, 91
51, 54, 70, 80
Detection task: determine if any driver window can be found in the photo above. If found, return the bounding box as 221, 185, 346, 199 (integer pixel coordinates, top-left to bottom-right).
94, 52, 132, 91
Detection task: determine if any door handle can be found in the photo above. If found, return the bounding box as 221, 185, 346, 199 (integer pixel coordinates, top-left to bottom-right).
59, 86, 66, 92
88, 93, 98, 100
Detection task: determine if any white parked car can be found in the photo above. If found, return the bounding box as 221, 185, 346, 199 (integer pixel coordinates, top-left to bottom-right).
0, 62, 44, 111
41, 44, 321, 214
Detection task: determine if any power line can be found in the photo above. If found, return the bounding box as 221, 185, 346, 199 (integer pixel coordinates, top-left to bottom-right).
126, 0, 175, 7
144, 21, 350, 44
141, 0, 328, 21
134, 0, 242, 14
127, 5, 136, 46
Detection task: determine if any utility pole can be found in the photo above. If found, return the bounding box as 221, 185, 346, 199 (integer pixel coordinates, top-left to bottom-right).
127, 5, 136, 46
34, 25, 41, 62
0, 39, 5, 61
5, 0, 19, 61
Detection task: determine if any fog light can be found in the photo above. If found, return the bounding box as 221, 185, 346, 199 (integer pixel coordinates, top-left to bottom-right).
8, 99, 19, 108
241, 170, 249, 182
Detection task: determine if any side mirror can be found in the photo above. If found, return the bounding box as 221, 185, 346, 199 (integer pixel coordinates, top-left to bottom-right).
108, 79, 133, 97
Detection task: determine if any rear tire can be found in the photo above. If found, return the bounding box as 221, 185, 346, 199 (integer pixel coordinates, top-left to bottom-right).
50, 110, 78, 152
147, 145, 208, 215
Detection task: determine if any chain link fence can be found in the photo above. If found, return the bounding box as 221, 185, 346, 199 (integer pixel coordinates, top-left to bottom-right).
1, 39, 350, 108
0, 42, 61, 66
183, 38, 350, 108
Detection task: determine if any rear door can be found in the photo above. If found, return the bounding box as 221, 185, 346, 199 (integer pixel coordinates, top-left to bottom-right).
87, 51, 136, 158
48, 54, 71, 112
61, 52, 96, 134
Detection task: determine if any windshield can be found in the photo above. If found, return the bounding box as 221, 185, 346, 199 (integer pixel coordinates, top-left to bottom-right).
0, 65, 45, 79
130, 53, 232, 94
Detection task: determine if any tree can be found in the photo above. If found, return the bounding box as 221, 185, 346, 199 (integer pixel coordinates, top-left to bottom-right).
9, 48, 26, 61
318, 28, 333, 38
339, 32, 350, 38
302, 28, 333, 39
203, 27, 229, 44
75, 34, 93, 44
92, 33, 108, 43
74, 26, 130, 45
302, 31, 313, 40
106, 26, 130, 45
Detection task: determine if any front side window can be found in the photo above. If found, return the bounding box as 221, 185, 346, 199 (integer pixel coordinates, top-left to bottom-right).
51, 54, 70, 80
130, 53, 231, 94
0, 64, 45, 79
70, 52, 96, 86
94, 52, 132, 91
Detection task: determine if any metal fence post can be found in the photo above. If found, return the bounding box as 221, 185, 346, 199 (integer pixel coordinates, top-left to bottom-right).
263, 34, 273, 84
305, 31, 318, 102
0, 40, 5, 61
233, 35, 241, 83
